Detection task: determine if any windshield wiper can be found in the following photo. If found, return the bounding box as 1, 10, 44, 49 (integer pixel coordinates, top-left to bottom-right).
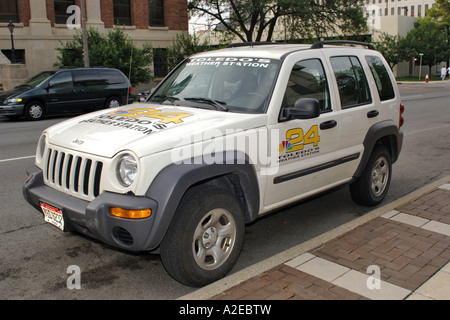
184, 97, 228, 112
152, 95, 179, 105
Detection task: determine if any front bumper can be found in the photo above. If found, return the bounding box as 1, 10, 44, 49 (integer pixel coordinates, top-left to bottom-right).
23, 165, 158, 252
0, 104, 24, 116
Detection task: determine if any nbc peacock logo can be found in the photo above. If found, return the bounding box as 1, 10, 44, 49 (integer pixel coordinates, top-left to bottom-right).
279, 140, 292, 152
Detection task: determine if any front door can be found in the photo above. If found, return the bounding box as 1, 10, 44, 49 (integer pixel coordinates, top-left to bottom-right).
45, 71, 77, 114
264, 54, 345, 207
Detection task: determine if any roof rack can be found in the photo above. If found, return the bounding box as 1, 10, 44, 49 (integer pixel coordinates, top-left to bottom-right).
310, 40, 376, 50
226, 42, 278, 48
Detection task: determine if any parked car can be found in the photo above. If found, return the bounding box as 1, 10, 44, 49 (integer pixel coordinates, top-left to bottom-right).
24, 41, 404, 286
0, 68, 133, 120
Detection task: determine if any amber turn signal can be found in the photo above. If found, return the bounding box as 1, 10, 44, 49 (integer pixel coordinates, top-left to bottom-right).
110, 207, 151, 219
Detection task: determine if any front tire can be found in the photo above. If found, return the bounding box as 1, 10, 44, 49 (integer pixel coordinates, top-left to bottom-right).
350, 145, 392, 206
160, 186, 245, 287
25, 101, 44, 121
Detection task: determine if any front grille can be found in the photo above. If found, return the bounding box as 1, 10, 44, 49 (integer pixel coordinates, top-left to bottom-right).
44, 147, 103, 200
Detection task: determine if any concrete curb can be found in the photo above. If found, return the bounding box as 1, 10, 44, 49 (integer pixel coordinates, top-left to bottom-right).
179, 174, 450, 300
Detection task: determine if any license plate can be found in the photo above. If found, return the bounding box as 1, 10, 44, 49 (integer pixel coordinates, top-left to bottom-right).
40, 202, 64, 231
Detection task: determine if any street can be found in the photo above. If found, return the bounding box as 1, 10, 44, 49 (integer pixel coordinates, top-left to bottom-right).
0, 82, 449, 299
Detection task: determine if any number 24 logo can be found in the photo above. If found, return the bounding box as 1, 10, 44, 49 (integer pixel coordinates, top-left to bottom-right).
280, 125, 320, 153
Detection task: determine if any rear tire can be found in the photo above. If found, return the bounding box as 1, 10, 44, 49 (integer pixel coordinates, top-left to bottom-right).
160, 185, 245, 287
350, 145, 392, 206
105, 96, 121, 108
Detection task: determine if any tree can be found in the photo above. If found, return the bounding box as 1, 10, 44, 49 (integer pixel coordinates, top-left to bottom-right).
166, 33, 210, 70
374, 33, 415, 70
405, 17, 450, 75
427, 0, 450, 66
54, 28, 153, 86
188, 0, 367, 43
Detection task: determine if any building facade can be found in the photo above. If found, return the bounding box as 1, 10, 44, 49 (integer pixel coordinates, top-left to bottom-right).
364, 0, 442, 77
0, 0, 188, 89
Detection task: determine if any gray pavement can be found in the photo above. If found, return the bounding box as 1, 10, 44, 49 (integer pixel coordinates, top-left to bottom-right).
180, 175, 450, 300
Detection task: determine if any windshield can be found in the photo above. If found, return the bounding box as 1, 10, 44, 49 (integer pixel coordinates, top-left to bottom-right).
22, 71, 56, 87
149, 56, 280, 113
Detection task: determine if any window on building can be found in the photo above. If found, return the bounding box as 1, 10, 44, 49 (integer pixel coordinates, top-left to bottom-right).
113, 0, 132, 26
0, 0, 19, 22
153, 48, 168, 78
54, 0, 76, 24
411, 5, 415, 16
418, 5, 421, 17
149, 0, 165, 27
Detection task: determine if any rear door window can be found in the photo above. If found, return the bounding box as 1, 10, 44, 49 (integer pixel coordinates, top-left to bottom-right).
330, 56, 372, 109
72, 70, 102, 86
365, 56, 395, 101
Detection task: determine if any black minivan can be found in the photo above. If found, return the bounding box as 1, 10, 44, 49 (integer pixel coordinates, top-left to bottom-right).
0, 68, 133, 120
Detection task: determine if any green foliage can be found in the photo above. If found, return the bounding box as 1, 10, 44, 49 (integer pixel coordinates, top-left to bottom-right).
166, 33, 210, 70
189, 0, 368, 42
54, 28, 153, 86
405, 17, 450, 72
374, 33, 415, 69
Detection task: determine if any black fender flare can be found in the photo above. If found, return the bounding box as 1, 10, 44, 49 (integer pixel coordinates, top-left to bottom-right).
143, 151, 260, 249
354, 120, 403, 179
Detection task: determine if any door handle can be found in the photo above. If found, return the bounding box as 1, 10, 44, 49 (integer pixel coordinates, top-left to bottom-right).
367, 110, 379, 118
320, 120, 337, 130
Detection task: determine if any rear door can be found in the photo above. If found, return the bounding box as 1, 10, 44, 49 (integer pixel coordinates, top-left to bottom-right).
322, 50, 380, 175
71, 69, 104, 111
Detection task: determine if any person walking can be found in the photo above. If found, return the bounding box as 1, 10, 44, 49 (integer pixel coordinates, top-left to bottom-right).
441, 66, 447, 80
447, 66, 450, 80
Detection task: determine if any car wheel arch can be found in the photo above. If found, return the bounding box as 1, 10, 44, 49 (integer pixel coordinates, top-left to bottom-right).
143, 151, 260, 250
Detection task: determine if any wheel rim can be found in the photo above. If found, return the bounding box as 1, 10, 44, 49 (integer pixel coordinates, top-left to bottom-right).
192, 208, 237, 271
371, 156, 389, 197
108, 99, 120, 108
29, 104, 43, 119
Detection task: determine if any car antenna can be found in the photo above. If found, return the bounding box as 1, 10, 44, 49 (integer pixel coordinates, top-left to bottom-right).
127, 45, 133, 104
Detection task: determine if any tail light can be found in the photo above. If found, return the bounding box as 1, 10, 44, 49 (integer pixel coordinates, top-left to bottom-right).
129, 86, 133, 95
399, 102, 405, 128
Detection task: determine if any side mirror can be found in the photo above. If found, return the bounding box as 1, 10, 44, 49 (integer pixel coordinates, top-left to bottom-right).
283, 98, 320, 120
45, 82, 54, 90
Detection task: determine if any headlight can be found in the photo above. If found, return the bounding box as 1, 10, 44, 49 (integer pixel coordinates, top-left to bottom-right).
6, 98, 23, 104
117, 154, 138, 187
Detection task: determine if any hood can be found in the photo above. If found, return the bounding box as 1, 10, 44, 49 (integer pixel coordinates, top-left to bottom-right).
0, 85, 32, 102
45, 103, 268, 158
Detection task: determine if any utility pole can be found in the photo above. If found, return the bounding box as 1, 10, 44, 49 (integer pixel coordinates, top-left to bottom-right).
80, 0, 89, 67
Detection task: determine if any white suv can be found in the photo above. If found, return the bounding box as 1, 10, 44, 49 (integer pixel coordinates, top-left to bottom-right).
23, 41, 404, 286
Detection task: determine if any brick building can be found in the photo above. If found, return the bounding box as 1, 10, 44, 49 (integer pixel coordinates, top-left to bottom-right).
0, 0, 188, 89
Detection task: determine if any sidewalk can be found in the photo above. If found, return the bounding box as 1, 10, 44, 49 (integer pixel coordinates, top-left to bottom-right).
180, 175, 450, 300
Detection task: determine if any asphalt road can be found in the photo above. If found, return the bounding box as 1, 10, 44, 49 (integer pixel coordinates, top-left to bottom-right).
0, 82, 449, 299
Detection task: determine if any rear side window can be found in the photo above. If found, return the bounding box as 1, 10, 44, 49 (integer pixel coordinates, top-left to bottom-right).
99, 69, 126, 84
330, 56, 372, 109
365, 56, 395, 101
